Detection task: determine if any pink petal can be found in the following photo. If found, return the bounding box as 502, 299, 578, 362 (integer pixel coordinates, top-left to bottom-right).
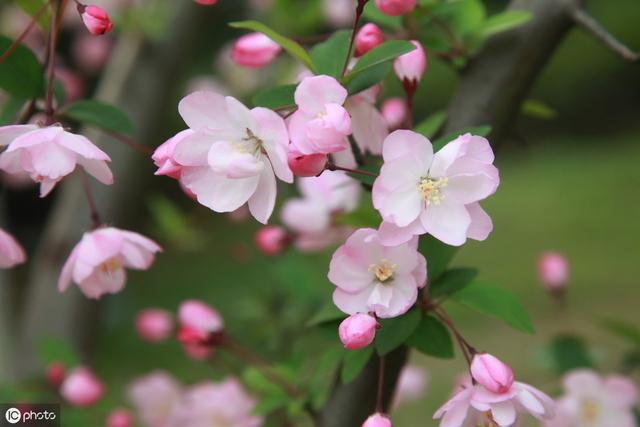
466, 203, 492, 241
423, 201, 471, 246
78, 267, 126, 299
346, 96, 388, 155
0, 124, 38, 146
247, 162, 277, 224
77, 158, 114, 185
251, 107, 293, 183
294, 75, 348, 114
180, 167, 259, 213
489, 401, 516, 426
172, 132, 215, 167
0, 228, 26, 268
382, 129, 433, 163
178, 91, 228, 131
55, 131, 111, 161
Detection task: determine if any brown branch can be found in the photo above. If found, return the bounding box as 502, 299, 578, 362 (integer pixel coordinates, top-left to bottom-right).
571, 8, 639, 62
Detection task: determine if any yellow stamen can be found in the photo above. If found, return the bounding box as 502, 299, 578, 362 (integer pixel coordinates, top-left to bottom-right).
99, 257, 121, 274
368, 259, 398, 283
418, 176, 448, 205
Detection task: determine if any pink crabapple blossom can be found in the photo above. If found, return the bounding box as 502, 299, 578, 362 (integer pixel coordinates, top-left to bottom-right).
381, 97, 408, 130
471, 353, 515, 395
288, 75, 352, 155
127, 371, 182, 427
287, 151, 328, 177
0, 227, 26, 268
328, 228, 427, 318
231, 32, 281, 68
177, 299, 224, 359
77, 4, 113, 36
58, 227, 161, 299
152, 129, 194, 180
254, 225, 289, 256
362, 413, 393, 427
375, 0, 417, 16
0, 124, 113, 198
338, 313, 378, 350
393, 40, 426, 84
60, 366, 105, 407
543, 369, 639, 427
355, 23, 385, 57
373, 130, 499, 247
135, 308, 174, 343
537, 251, 570, 292
106, 408, 134, 427
344, 85, 389, 155
169, 91, 293, 223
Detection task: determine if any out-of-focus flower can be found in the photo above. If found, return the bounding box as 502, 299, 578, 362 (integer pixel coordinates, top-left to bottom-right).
77, 4, 113, 35
45, 362, 66, 386
0, 125, 113, 197
394, 40, 426, 84
345, 86, 388, 155
58, 228, 161, 299
55, 67, 86, 102
323, 0, 355, 27
72, 33, 113, 72
177, 300, 224, 359
106, 408, 134, 427
470, 353, 515, 394
356, 23, 384, 57
373, 131, 499, 247
381, 98, 407, 130
394, 366, 428, 408
170, 91, 293, 223
543, 369, 638, 427
255, 225, 289, 256
194, 0, 218, 4
135, 308, 174, 343
339, 313, 378, 349
375, 0, 416, 16
60, 367, 104, 407
537, 252, 569, 292
287, 151, 328, 177
231, 32, 281, 68
363, 413, 393, 427
289, 75, 352, 155
329, 228, 427, 318
128, 371, 182, 427
0, 228, 26, 268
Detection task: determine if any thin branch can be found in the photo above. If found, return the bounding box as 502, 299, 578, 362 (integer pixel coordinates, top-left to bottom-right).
341, 0, 369, 77
375, 355, 385, 413
79, 170, 102, 229
101, 130, 153, 155
571, 8, 639, 62
325, 162, 377, 178
44, 1, 62, 125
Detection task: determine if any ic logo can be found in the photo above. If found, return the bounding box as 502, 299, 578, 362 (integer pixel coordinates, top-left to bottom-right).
4, 407, 21, 424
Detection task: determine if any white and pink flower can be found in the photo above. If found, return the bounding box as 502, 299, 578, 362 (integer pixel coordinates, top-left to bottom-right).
373, 130, 499, 246
135, 308, 174, 343
0, 227, 26, 268
177, 299, 224, 359
128, 371, 182, 427
328, 228, 426, 318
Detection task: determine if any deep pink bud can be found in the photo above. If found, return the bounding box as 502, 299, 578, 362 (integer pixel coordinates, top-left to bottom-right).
362, 413, 393, 427
339, 313, 378, 350
374, 0, 416, 16
381, 98, 407, 130
106, 408, 133, 427
135, 308, 173, 343
355, 23, 385, 57
255, 225, 289, 256
78, 5, 113, 36
470, 353, 515, 394
178, 300, 223, 337
287, 151, 328, 177
393, 40, 426, 83
45, 362, 66, 386
194, 0, 218, 4
231, 32, 281, 68
60, 367, 104, 407
537, 251, 569, 291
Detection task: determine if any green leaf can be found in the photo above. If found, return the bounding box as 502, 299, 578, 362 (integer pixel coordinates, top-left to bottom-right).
430, 268, 478, 300
310, 30, 351, 78
600, 318, 640, 347
64, 100, 134, 134
418, 235, 459, 281
252, 84, 296, 110
307, 303, 346, 327
243, 367, 289, 396
475, 10, 532, 39
450, 282, 535, 334
345, 40, 416, 85
430, 0, 486, 37
407, 315, 454, 358
341, 346, 374, 384
0, 97, 27, 125
345, 61, 392, 95
229, 20, 315, 71
521, 99, 558, 120
15, 0, 51, 30
0, 36, 44, 99
253, 394, 290, 415
549, 334, 594, 375
334, 205, 381, 229
431, 125, 492, 151
415, 110, 447, 139
362, 2, 403, 30
375, 308, 421, 355
36, 337, 79, 368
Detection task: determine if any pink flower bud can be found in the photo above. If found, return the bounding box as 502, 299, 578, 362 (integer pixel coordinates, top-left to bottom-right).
374, 0, 416, 16
537, 251, 569, 291
194, 0, 218, 4
362, 413, 393, 427
78, 5, 113, 36
470, 353, 514, 394
381, 98, 407, 130
135, 308, 173, 343
106, 408, 133, 427
178, 300, 224, 343
45, 362, 66, 386
339, 313, 378, 350
393, 40, 426, 83
231, 32, 281, 68
287, 151, 328, 177
60, 367, 104, 407
355, 23, 384, 57
255, 225, 289, 256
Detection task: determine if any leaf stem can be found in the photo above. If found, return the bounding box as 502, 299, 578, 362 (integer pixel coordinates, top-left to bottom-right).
325, 162, 378, 178
79, 170, 102, 229
375, 355, 385, 413
45, 0, 63, 125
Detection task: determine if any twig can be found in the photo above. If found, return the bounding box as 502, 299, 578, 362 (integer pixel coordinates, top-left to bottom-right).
434, 309, 476, 367
325, 162, 377, 178
101, 129, 153, 155
0, 0, 52, 66
341, 0, 369, 77
44, 0, 62, 125
571, 8, 639, 62
375, 355, 385, 413
79, 170, 102, 229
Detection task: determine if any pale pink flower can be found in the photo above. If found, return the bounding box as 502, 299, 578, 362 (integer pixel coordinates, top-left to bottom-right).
288, 75, 352, 155
381, 98, 407, 130
0, 125, 113, 197
471, 353, 515, 395
231, 32, 281, 68
60, 366, 105, 407
373, 131, 499, 246
0, 227, 26, 268
255, 225, 289, 256
72, 33, 112, 72
135, 308, 174, 343
128, 371, 182, 427
45, 362, 66, 386
328, 228, 427, 318
375, 0, 416, 16
345, 86, 389, 155
58, 227, 162, 299
394, 366, 429, 408
356, 23, 384, 57
537, 252, 569, 291
363, 413, 393, 427
339, 313, 378, 350
152, 129, 194, 179
106, 408, 134, 427
78, 4, 113, 35
394, 40, 426, 83
171, 91, 293, 223
177, 300, 224, 359
288, 151, 327, 177
323, 0, 355, 27
543, 369, 638, 427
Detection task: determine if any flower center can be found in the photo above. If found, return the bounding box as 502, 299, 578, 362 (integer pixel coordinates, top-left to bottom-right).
368, 259, 397, 283
418, 176, 448, 205
481, 411, 499, 427
234, 128, 264, 156
580, 399, 600, 423
98, 257, 121, 274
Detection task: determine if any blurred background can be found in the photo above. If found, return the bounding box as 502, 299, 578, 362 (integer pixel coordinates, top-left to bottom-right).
1, 0, 639, 426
